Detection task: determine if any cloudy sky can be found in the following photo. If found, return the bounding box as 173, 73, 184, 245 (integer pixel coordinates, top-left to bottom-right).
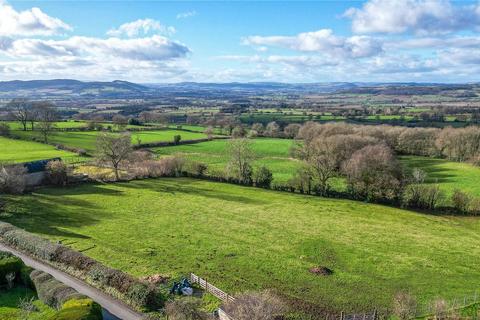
1, 0, 480, 83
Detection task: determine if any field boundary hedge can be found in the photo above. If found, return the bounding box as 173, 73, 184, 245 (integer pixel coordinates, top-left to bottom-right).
0, 221, 164, 312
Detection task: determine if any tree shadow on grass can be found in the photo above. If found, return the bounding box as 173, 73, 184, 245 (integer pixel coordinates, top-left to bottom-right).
402, 157, 456, 184
2, 184, 118, 239
117, 178, 268, 205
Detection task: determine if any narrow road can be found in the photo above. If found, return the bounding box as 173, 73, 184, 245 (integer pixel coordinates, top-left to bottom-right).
0, 243, 144, 320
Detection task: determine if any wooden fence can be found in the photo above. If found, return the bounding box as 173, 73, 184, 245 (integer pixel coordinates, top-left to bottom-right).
190, 273, 236, 303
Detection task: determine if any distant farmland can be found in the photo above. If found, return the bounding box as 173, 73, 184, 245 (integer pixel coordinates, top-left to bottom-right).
12, 129, 208, 152
0, 136, 77, 163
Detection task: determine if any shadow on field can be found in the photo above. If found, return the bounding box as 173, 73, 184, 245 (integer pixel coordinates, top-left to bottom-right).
2, 184, 119, 239
402, 157, 456, 183
119, 178, 268, 205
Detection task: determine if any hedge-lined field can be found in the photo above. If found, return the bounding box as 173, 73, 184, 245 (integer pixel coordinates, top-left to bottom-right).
400, 155, 480, 198
154, 138, 302, 184
13, 129, 208, 152
154, 138, 480, 197
3, 178, 480, 313
0, 136, 78, 163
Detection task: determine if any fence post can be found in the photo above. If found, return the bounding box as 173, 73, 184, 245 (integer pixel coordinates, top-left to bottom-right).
340, 311, 344, 320
373, 309, 377, 320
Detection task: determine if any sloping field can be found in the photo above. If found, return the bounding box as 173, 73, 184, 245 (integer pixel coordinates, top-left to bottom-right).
12, 130, 207, 152
154, 138, 301, 184
3, 178, 480, 313
0, 136, 77, 163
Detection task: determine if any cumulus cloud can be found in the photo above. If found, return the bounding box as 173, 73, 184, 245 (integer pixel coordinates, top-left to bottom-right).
0, 0, 71, 36
176, 11, 197, 19
107, 19, 175, 37
344, 0, 480, 35
243, 29, 383, 58
0, 35, 190, 61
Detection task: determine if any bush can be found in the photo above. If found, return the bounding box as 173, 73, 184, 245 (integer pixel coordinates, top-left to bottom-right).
165, 297, 210, 320
0, 165, 27, 194
451, 189, 471, 214
403, 184, 445, 210
0, 251, 23, 286
223, 290, 287, 320
393, 292, 417, 320
46, 160, 69, 186
0, 123, 10, 136
2, 226, 60, 261
253, 166, 273, 188
190, 162, 208, 177
174, 135, 182, 144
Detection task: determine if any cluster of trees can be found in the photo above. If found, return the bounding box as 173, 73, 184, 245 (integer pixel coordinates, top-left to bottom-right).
293, 122, 480, 164
4, 99, 59, 143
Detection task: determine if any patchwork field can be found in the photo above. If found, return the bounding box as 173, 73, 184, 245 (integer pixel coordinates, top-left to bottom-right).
0, 136, 78, 163
3, 178, 480, 313
12, 129, 208, 152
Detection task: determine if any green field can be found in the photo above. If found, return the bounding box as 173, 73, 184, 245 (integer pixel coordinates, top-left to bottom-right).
400, 156, 480, 199
3, 178, 480, 314
0, 136, 78, 163
154, 138, 301, 184
12, 129, 207, 152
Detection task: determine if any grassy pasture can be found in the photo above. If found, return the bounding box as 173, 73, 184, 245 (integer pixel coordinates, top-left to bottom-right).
2, 178, 480, 313
12, 129, 207, 152
0, 136, 78, 163
400, 156, 480, 199
154, 138, 301, 184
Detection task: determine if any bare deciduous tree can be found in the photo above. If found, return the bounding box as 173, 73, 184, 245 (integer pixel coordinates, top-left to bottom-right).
36, 102, 57, 143
393, 292, 417, 320
7, 98, 31, 131
227, 138, 255, 184
95, 133, 132, 181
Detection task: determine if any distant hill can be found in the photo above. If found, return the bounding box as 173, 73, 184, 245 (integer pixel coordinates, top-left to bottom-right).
0, 79, 151, 99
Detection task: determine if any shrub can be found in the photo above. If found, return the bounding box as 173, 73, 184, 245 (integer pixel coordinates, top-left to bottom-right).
223, 290, 287, 320
393, 292, 417, 320
253, 166, 273, 188
54, 246, 97, 271
403, 184, 445, 210
451, 189, 471, 214
190, 162, 208, 177
46, 160, 69, 186
165, 297, 210, 320
468, 197, 480, 215
0, 165, 27, 194
174, 135, 182, 144
0, 123, 10, 136
0, 251, 23, 286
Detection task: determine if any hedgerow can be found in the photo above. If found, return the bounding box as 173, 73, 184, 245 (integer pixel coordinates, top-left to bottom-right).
0, 221, 165, 311
31, 270, 85, 309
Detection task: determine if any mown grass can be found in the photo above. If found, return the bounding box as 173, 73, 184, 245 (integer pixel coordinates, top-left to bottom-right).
12, 129, 207, 152
3, 178, 480, 313
0, 136, 78, 163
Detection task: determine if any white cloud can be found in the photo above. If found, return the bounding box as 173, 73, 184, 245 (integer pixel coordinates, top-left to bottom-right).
243, 29, 383, 58
107, 19, 175, 37
0, 1, 72, 36
176, 11, 197, 19
0, 35, 190, 61
344, 0, 480, 35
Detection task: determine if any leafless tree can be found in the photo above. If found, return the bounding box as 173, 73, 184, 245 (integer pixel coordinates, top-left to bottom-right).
7, 98, 32, 131
393, 292, 417, 320
265, 121, 280, 137
227, 138, 255, 184
283, 123, 301, 138
112, 114, 128, 131
95, 133, 132, 181
36, 102, 57, 143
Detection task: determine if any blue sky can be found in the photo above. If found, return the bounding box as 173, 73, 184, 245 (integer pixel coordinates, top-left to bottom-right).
1, 0, 480, 83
